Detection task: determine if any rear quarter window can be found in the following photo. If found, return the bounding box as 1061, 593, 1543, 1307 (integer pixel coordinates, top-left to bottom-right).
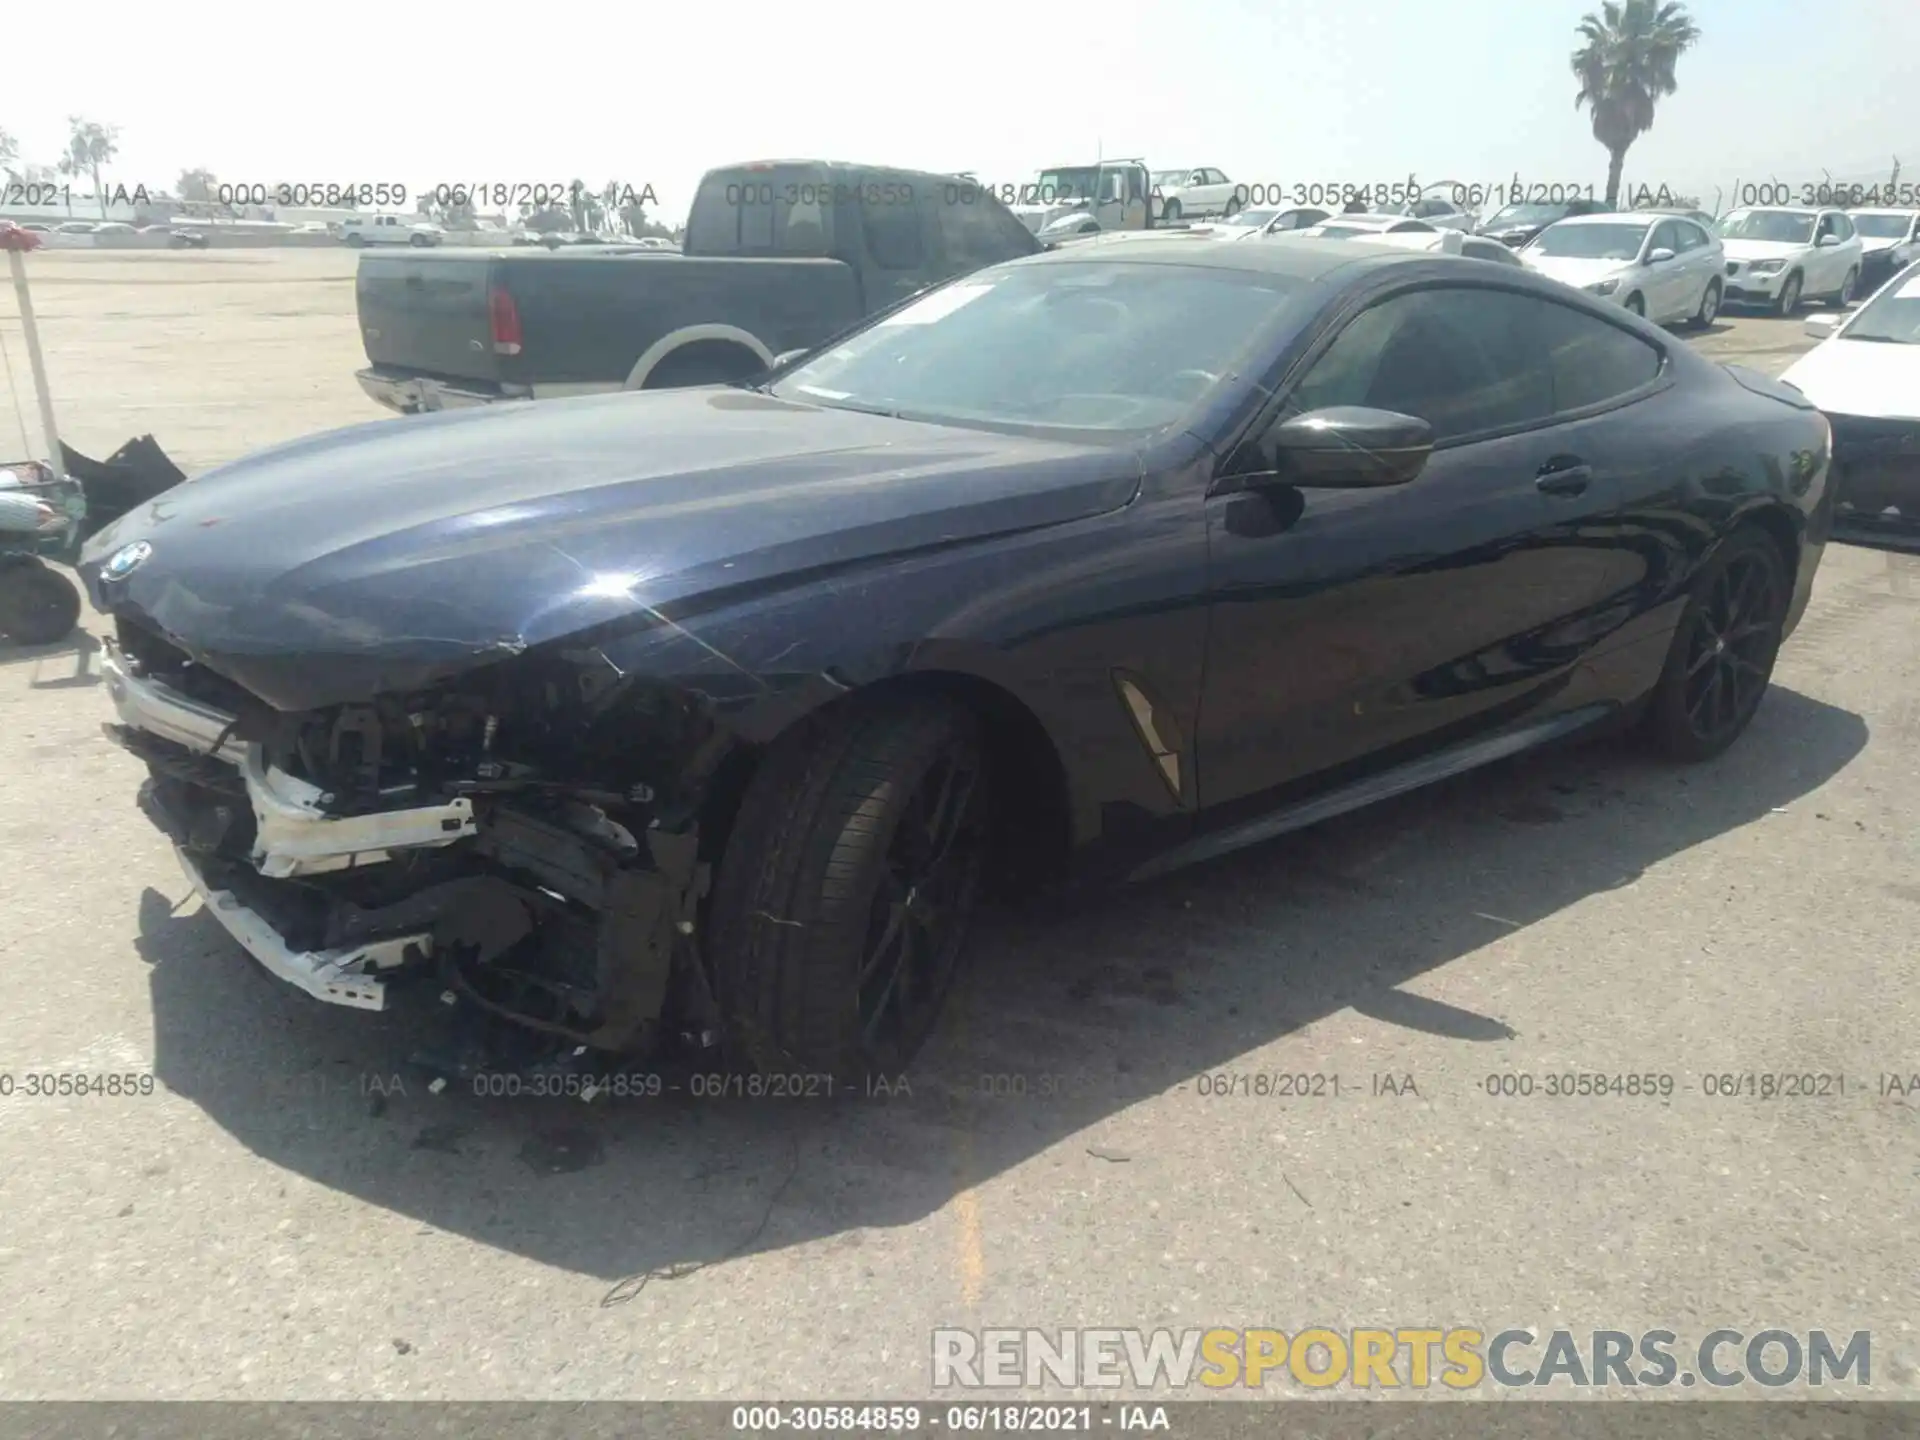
686, 167, 836, 256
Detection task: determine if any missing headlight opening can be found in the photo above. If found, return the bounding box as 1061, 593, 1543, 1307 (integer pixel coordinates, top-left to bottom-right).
104, 612, 727, 1071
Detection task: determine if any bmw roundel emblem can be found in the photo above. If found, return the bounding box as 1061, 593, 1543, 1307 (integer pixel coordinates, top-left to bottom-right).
102, 540, 152, 580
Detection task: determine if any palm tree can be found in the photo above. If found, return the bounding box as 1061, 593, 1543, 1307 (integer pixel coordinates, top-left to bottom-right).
58, 116, 121, 218
1571, 1, 1700, 207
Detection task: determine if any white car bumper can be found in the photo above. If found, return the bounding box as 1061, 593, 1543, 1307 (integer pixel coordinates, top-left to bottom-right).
104, 645, 476, 1008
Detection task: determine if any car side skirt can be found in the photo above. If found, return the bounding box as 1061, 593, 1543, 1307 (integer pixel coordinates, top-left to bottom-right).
1126, 701, 1618, 883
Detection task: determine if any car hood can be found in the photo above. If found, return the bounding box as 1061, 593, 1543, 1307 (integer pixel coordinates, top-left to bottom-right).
1780, 338, 1920, 419
1522, 254, 1631, 288
1722, 238, 1810, 263
82, 387, 1141, 711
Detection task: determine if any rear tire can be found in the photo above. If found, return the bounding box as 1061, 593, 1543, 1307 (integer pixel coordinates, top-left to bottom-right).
1832, 267, 1857, 306
1688, 279, 1722, 330
708, 696, 989, 1081
1637, 526, 1788, 762
0, 561, 82, 646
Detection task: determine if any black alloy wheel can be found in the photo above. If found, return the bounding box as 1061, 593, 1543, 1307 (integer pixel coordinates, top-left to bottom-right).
1641, 528, 1787, 761
709, 696, 989, 1080
857, 745, 985, 1060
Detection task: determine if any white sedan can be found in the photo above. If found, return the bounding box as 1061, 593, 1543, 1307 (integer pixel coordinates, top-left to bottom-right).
1150, 168, 1239, 223
1203, 205, 1330, 240
1780, 259, 1920, 549
1521, 212, 1725, 327
1718, 206, 1865, 314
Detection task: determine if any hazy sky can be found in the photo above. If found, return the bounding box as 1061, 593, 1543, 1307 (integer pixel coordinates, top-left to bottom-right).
6, 0, 1916, 221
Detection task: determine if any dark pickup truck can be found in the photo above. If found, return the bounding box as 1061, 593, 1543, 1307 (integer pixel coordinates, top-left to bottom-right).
354, 159, 1043, 412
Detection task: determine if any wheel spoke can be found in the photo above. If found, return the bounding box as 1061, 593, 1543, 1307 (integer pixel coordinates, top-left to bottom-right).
1688, 667, 1722, 724
859, 901, 907, 984
922, 761, 979, 868
861, 958, 903, 1046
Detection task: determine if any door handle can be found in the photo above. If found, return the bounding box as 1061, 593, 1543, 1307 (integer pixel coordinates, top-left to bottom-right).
1535, 461, 1593, 497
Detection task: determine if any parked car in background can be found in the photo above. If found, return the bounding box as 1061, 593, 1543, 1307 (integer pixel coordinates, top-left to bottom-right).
1522, 212, 1724, 327
1781, 258, 1920, 551
170, 228, 210, 249
341, 214, 445, 248
1297, 215, 1439, 240
1150, 167, 1240, 223
1476, 198, 1612, 247
1637, 206, 1720, 234
1719, 207, 1863, 314
1201, 206, 1330, 240
1848, 209, 1920, 295
1371, 196, 1476, 232
354, 159, 1042, 413
1461, 235, 1526, 266
56, 221, 100, 234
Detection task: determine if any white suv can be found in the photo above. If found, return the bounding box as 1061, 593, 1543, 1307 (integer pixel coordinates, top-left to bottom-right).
1719, 207, 1864, 314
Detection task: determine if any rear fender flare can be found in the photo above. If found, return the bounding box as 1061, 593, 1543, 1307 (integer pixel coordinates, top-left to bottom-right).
624, 326, 775, 390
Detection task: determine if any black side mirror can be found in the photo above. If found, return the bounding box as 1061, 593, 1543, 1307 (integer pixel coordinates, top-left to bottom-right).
1240, 406, 1435, 489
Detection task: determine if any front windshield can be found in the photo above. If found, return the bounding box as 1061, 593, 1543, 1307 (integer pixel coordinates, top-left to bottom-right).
1485, 203, 1566, 228
1851, 213, 1914, 239
1720, 209, 1817, 243
1233, 209, 1279, 227
1312, 224, 1369, 238
1531, 222, 1650, 259
1839, 266, 1920, 343
1371, 202, 1414, 216
770, 262, 1306, 438
1027, 169, 1102, 205
1150, 171, 1186, 188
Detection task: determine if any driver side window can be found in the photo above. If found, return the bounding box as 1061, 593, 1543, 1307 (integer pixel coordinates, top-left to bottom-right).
1288, 288, 1554, 443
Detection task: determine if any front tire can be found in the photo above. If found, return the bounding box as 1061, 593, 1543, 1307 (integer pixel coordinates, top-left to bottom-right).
1774, 272, 1803, 315
1162, 200, 1182, 224
1624, 292, 1646, 317
0, 561, 82, 646
1637, 526, 1788, 762
709, 696, 989, 1081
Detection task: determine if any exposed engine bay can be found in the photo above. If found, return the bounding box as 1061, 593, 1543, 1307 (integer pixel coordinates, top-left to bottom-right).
103, 613, 736, 1066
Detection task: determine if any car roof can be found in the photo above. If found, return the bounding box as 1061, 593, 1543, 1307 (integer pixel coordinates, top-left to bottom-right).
1552, 212, 1657, 227
1725, 204, 1827, 215
1849, 206, 1919, 216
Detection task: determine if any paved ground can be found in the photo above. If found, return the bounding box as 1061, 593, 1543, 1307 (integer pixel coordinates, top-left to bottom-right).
2, 252, 1916, 1402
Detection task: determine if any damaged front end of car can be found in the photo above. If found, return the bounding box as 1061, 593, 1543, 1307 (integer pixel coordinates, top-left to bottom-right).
102, 611, 738, 1060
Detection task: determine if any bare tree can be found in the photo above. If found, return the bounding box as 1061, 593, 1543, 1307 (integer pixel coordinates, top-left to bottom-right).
0, 126, 20, 183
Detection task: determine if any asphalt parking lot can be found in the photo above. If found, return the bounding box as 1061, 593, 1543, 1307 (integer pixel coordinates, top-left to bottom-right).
2, 251, 1916, 1402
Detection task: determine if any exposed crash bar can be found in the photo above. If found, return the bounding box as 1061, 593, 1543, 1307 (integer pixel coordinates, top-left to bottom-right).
173, 849, 428, 1011
105, 642, 479, 877
103, 643, 248, 763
